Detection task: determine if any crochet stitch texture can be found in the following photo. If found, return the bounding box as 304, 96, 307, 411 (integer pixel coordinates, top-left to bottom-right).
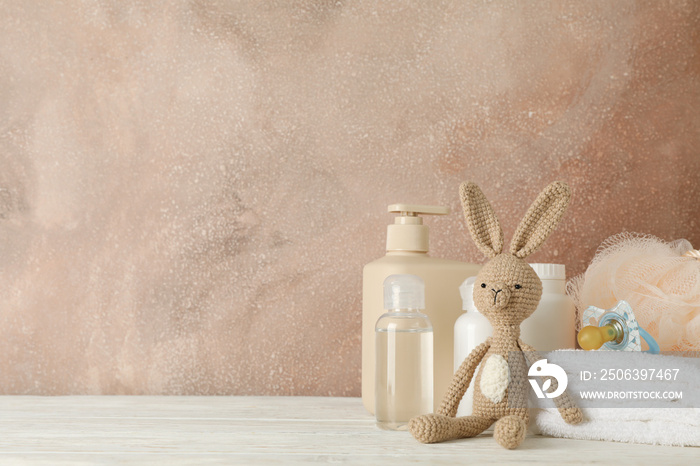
408, 181, 583, 449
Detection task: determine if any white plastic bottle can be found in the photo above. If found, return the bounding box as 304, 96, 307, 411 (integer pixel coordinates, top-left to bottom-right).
453, 277, 492, 416
520, 263, 577, 351
375, 274, 433, 430
362, 204, 481, 414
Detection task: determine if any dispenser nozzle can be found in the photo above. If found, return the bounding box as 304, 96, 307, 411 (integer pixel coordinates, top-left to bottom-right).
387, 204, 449, 216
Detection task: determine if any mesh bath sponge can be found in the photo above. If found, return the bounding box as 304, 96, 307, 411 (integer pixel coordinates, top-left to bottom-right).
568, 233, 700, 351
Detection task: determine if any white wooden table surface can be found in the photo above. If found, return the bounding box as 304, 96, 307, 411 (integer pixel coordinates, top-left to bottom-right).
0, 396, 696, 464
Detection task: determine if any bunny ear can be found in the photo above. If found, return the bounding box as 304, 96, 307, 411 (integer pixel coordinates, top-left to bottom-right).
460, 182, 504, 258
509, 181, 571, 259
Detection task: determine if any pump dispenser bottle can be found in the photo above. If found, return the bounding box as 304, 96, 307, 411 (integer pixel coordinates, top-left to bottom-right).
362, 204, 480, 414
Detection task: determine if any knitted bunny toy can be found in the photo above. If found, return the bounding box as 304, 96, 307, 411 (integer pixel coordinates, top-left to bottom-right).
408, 181, 583, 449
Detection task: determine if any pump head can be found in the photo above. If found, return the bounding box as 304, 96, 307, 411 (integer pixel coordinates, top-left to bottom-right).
385, 204, 449, 252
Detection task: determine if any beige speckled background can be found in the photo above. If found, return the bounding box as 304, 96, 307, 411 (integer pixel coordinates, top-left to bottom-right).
1, 1, 698, 395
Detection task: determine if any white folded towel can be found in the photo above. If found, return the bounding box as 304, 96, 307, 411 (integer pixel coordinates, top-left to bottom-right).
532, 351, 700, 447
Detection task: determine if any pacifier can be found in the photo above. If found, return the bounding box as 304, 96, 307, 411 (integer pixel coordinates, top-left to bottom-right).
577, 300, 660, 354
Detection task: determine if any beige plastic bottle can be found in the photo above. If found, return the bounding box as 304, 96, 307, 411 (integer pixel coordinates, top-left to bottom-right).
362, 204, 481, 414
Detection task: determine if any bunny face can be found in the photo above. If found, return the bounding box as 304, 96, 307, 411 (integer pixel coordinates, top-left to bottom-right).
472, 253, 542, 326
460, 180, 570, 325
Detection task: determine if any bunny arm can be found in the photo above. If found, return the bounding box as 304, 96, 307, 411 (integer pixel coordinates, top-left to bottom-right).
437, 338, 491, 417
518, 339, 583, 425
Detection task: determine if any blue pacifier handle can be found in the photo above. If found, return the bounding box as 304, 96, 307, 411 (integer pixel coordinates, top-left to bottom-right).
639, 327, 660, 354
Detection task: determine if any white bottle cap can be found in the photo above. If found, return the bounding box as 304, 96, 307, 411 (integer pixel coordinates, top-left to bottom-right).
383, 274, 425, 310
529, 263, 566, 280
459, 276, 477, 312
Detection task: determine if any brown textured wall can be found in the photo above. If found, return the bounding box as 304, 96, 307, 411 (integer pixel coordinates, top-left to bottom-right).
1, 1, 698, 395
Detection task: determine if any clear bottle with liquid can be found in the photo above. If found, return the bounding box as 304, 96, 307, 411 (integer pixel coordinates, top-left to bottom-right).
375, 274, 433, 431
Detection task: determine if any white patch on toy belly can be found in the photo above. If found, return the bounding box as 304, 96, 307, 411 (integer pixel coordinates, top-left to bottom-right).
479, 354, 510, 404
